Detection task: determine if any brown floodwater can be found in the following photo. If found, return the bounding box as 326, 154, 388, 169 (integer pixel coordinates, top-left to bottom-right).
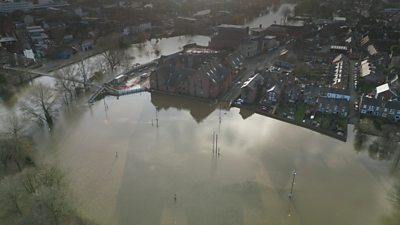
37, 92, 395, 225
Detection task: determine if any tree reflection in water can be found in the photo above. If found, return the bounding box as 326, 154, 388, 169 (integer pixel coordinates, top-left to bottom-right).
354, 129, 400, 225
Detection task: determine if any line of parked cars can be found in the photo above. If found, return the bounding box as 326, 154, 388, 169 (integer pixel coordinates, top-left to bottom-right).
353, 62, 359, 89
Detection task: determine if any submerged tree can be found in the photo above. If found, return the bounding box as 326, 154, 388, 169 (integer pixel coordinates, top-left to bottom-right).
0, 176, 24, 221
0, 113, 33, 172
353, 130, 367, 152
2, 113, 26, 139
55, 67, 80, 106
97, 34, 130, 73
20, 84, 58, 130
0, 166, 78, 225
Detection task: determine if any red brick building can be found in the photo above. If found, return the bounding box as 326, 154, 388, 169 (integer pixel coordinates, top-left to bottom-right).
150, 45, 242, 99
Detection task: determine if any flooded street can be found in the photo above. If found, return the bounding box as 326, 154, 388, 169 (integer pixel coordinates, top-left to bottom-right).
37, 92, 394, 225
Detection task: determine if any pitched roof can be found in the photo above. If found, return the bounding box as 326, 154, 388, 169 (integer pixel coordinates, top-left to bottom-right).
241, 73, 264, 90
361, 96, 381, 107
266, 84, 280, 93
386, 100, 400, 110
360, 35, 370, 46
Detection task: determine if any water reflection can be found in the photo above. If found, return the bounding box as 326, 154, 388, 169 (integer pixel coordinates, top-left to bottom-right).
38, 92, 395, 225
150, 93, 216, 123
239, 108, 255, 120
353, 130, 400, 171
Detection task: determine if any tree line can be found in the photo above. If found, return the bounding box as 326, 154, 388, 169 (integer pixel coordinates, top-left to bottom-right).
0, 113, 97, 225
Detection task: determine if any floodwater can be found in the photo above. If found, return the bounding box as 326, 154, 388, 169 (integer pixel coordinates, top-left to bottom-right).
58, 35, 211, 78
39, 92, 394, 225
245, 3, 296, 28
0, 35, 210, 117
1, 3, 398, 225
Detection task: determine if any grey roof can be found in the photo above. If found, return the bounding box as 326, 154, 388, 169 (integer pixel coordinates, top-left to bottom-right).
318, 97, 348, 106
386, 100, 400, 110
361, 96, 381, 107
241, 73, 264, 90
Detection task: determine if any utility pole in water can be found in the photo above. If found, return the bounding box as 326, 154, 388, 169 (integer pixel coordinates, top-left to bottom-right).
288, 169, 297, 199
155, 110, 159, 127
212, 131, 215, 155
215, 134, 218, 156
219, 104, 221, 124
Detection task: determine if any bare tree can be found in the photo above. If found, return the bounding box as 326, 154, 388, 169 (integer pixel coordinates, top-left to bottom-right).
101, 49, 129, 72
0, 177, 24, 222
55, 67, 79, 106
20, 84, 58, 130
2, 113, 26, 139
30, 186, 73, 225
0, 138, 13, 170
0, 113, 32, 172
97, 34, 130, 73
19, 166, 65, 194
281, 6, 292, 18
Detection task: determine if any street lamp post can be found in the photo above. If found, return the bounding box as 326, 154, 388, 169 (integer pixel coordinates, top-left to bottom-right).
288, 169, 297, 199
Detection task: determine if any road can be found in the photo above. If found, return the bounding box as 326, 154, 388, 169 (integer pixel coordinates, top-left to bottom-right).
348, 60, 360, 125
219, 47, 284, 103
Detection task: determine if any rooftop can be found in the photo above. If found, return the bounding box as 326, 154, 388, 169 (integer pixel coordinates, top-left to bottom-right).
183, 46, 219, 55
217, 24, 245, 29
376, 83, 390, 94
241, 73, 263, 89
367, 45, 378, 56
193, 9, 211, 17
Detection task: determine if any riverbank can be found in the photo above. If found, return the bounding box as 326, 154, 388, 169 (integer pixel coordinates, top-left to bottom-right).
149, 87, 347, 142
232, 103, 347, 142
